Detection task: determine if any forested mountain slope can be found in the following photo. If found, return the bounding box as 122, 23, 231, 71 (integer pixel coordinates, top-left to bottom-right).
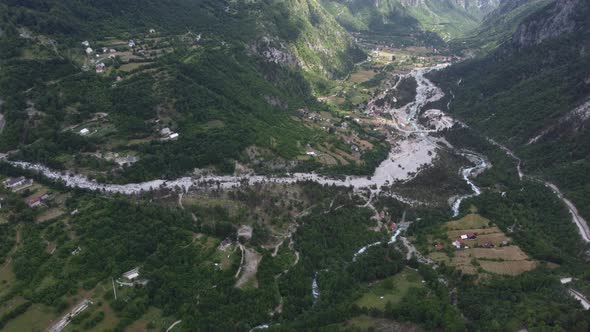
431, 0, 590, 219
453, 0, 552, 52
321, 0, 500, 42
0, 0, 370, 181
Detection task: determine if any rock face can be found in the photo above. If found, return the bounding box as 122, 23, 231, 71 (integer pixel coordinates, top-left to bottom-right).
399, 0, 500, 13
512, 0, 582, 47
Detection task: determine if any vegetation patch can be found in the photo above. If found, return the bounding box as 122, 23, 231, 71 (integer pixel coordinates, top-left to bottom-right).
355, 267, 423, 310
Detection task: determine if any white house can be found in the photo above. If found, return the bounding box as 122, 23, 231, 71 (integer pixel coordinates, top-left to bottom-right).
128, 40, 136, 48
3, 176, 28, 189
169, 133, 179, 140
560, 278, 573, 284
149, 28, 156, 34
122, 267, 140, 281
82, 41, 90, 47
80, 128, 90, 135
85, 47, 94, 55
96, 63, 106, 74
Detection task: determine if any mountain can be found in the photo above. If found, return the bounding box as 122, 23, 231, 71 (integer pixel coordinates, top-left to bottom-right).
430, 0, 590, 218
0, 0, 374, 181
511, 0, 589, 47
453, 0, 553, 52
321, 0, 501, 42
0, 0, 363, 80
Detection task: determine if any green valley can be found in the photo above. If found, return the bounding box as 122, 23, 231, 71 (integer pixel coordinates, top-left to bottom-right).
1, 0, 590, 331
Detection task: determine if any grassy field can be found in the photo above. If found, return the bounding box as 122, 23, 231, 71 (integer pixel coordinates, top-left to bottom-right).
445, 213, 491, 230
119, 62, 147, 72
121, 307, 173, 332
349, 69, 377, 83
338, 315, 424, 332
478, 260, 538, 276
355, 268, 423, 310
212, 243, 239, 271
1, 304, 57, 332
0, 259, 16, 298
36, 208, 65, 223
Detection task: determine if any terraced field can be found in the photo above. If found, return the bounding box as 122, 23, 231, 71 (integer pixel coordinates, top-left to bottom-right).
429, 212, 537, 277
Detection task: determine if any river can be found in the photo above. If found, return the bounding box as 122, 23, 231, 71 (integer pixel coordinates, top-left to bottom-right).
5, 64, 474, 205
451, 152, 490, 217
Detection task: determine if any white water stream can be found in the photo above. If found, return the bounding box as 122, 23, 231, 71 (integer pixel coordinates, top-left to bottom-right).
451, 152, 490, 217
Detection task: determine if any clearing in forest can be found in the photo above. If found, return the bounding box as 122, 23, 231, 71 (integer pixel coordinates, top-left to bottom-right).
428, 212, 537, 277
355, 268, 423, 310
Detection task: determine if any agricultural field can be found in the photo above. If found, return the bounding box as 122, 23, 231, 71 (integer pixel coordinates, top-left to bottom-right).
428, 211, 537, 277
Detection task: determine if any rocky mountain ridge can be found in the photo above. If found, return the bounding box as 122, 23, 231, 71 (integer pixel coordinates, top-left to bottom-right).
512, 0, 586, 47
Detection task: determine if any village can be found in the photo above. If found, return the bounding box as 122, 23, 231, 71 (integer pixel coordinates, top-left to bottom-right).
79, 28, 177, 76
2, 176, 57, 210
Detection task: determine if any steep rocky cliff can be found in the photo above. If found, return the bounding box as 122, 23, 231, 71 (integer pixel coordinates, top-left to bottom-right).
512, 0, 587, 47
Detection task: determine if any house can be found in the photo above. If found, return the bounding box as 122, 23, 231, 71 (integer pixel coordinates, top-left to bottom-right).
82, 41, 90, 47
115, 76, 122, 82
128, 40, 136, 48
85, 47, 94, 55
3, 176, 28, 189
466, 233, 477, 239
389, 222, 396, 232
452, 238, 464, 249
71, 246, 82, 256
96, 63, 106, 74
109, 48, 117, 53
149, 28, 156, 34
169, 133, 179, 140
560, 278, 573, 284
102, 47, 108, 53
26, 196, 43, 208
434, 244, 445, 250
160, 127, 172, 136
306, 151, 316, 156
80, 128, 90, 135
460, 235, 468, 240
122, 267, 140, 281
